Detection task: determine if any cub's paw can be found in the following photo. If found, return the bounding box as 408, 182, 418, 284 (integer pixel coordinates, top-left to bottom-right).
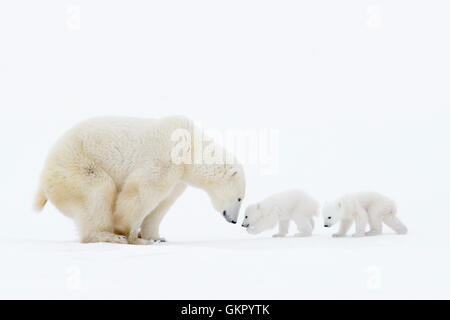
332, 233, 345, 238
295, 233, 312, 238
365, 230, 381, 237
352, 233, 365, 238
272, 234, 287, 238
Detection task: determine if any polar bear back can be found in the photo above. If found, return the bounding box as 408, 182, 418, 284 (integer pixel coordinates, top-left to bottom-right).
44, 116, 192, 185
260, 189, 319, 218
342, 192, 396, 216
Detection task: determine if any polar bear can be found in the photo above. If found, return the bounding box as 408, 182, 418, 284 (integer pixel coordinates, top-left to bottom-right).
241, 189, 319, 237
33, 116, 246, 245
322, 192, 407, 237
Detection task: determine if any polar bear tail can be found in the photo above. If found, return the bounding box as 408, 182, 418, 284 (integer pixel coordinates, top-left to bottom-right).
33, 188, 47, 212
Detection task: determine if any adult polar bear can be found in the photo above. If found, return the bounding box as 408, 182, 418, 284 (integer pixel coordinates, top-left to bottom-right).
33, 116, 246, 245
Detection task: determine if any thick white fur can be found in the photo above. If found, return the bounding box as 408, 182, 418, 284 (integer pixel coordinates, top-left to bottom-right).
34, 116, 245, 244
322, 192, 408, 237
242, 189, 319, 237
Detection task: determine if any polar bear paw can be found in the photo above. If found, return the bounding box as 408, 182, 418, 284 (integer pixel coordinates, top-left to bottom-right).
128, 238, 156, 245
272, 233, 287, 238
82, 232, 128, 244
116, 235, 128, 244
352, 233, 365, 238
295, 232, 312, 238
138, 233, 167, 242
149, 237, 166, 242
332, 233, 345, 238
365, 230, 382, 236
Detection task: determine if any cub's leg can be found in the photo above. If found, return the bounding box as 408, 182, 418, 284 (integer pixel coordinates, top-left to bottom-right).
309, 217, 315, 230
44, 162, 126, 244
366, 209, 383, 236
352, 207, 369, 237
113, 171, 174, 245
333, 219, 353, 237
272, 220, 289, 238
383, 214, 408, 235
293, 216, 313, 237
140, 183, 187, 242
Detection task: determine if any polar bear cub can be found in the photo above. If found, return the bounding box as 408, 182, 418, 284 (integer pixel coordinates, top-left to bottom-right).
322, 192, 408, 237
242, 189, 319, 237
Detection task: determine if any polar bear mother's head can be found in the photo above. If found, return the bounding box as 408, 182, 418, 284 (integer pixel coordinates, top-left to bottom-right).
203, 164, 246, 224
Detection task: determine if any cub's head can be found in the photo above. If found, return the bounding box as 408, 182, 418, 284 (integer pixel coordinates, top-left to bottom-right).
322, 201, 343, 228
242, 203, 278, 234
206, 164, 246, 224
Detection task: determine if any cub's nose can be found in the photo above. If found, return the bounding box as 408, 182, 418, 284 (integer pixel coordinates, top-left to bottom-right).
231, 220, 236, 224
324, 224, 329, 228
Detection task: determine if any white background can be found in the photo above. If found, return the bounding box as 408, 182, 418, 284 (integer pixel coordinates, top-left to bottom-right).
0, 0, 449, 299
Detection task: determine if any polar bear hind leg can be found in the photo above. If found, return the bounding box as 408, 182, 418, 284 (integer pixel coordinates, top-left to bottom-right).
383, 215, 408, 235
43, 162, 127, 244
366, 208, 383, 236
294, 216, 313, 237
140, 182, 187, 242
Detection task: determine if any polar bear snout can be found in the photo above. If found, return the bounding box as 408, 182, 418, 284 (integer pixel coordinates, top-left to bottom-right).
222, 202, 241, 224
242, 205, 256, 229
241, 214, 250, 228
223, 213, 237, 224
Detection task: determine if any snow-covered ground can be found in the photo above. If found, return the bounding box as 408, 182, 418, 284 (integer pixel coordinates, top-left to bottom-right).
1, 195, 449, 300
1, 1, 450, 299
2, 231, 449, 299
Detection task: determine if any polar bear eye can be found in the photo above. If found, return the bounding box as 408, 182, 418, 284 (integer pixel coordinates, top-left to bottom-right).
328, 217, 332, 219
238, 198, 242, 202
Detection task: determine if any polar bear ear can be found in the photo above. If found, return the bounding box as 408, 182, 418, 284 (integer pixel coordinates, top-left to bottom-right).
338, 202, 342, 209
256, 203, 260, 210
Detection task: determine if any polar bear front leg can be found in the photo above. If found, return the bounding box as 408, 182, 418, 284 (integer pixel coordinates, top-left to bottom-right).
114, 176, 173, 245
140, 183, 187, 242
333, 219, 353, 237
272, 220, 289, 238
366, 210, 383, 236
293, 216, 313, 237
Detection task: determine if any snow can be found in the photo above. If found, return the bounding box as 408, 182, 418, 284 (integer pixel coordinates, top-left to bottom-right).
1, 221, 449, 299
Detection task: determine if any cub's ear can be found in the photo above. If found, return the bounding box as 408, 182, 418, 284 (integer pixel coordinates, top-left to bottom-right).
256, 203, 261, 210
338, 202, 342, 209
